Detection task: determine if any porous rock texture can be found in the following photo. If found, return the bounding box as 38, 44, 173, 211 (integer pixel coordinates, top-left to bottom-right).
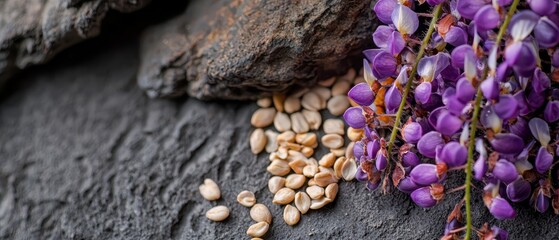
0, 29, 557, 240
138, 0, 375, 100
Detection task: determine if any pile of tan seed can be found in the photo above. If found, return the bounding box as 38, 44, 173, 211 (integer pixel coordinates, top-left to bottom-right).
201, 68, 364, 239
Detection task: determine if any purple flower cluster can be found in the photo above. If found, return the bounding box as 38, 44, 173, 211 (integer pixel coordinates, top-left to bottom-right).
345, 0, 559, 238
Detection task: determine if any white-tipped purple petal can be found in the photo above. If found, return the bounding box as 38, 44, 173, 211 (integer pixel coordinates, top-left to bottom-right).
387, 31, 406, 56
363, 59, 376, 84
480, 106, 503, 133
474, 155, 487, 180
374, 0, 398, 24
372, 25, 395, 48
535, 146, 553, 174
533, 68, 551, 94
534, 17, 559, 48
391, 4, 419, 35
418, 53, 451, 82
529, 118, 551, 147
480, 77, 500, 101
509, 10, 540, 41
415, 82, 432, 105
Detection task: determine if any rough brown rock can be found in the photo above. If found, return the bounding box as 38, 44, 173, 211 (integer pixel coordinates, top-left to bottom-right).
138, 0, 375, 100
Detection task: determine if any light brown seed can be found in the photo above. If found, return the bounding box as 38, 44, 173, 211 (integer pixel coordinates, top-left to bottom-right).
302, 164, 319, 178
308, 178, 317, 186
321, 134, 344, 149
314, 172, 337, 187
310, 197, 332, 210
284, 96, 301, 113
325, 183, 339, 200
302, 110, 322, 130
257, 98, 272, 108
290, 88, 310, 98
290, 112, 310, 134
282, 142, 303, 151
273, 93, 286, 112
268, 176, 286, 194
277, 146, 289, 159
345, 142, 355, 160
237, 190, 257, 207
318, 76, 336, 87
347, 127, 364, 141
301, 91, 322, 111
250, 128, 267, 154
267, 160, 291, 176
312, 86, 332, 103
247, 222, 269, 238
318, 166, 335, 176
288, 158, 307, 174
269, 152, 280, 161
283, 205, 301, 226
199, 178, 221, 201
273, 112, 291, 132
333, 157, 347, 179
323, 119, 345, 135
327, 95, 350, 116
319, 153, 336, 168
307, 157, 319, 167
331, 80, 351, 96
342, 158, 357, 181
295, 133, 318, 147
349, 98, 360, 107
251, 108, 276, 128
306, 185, 325, 199
340, 68, 356, 82
287, 150, 307, 162
301, 147, 314, 158
294, 192, 311, 214
264, 130, 279, 153
206, 205, 230, 222
285, 174, 306, 189
250, 204, 272, 224
273, 188, 296, 205
331, 148, 346, 157
277, 131, 296, 143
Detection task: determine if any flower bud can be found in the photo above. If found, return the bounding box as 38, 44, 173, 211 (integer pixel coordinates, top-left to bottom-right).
493, 159, 519, 184
473, 155, 487, 181
456, 0, 488, 20
506, 177, 531, 202
529, 0, 557, 16
535, 146, 553, 174
398, 177, 420, 194
402, 121, 422, 144
343, 107, 366, 129
490, 133, 524, 155
367, 139, 380, 159
348, 83, 374, 106
367, 181, 380, 191
444, 26, 468, 47
355, 166, 368, 182
375, 149, 388, 171
353, 141, 365, 160
480, 77, 500, 101
373, 0, 397, 24
474, 5, 500, 31
415, 82, 432, 105
533, 68, 551, 94
417, 131, 445, 158
535, 188, 550, 213
534, 17, 559, 48
387, 31, 406, 56
493, 94, 519, 120
411, 184, 444, 208
436, 110, 463, 136
544, 101, 559, 122
372, 25, 394, 48
384, 84, 402, 113
489, 196, 517, 220
410, 163, 446, 186
439, 142, 467, 167
451, 45, 475, 69
402, 151, 420, 168
455, 77, 475, 102
372, 51, 397, 79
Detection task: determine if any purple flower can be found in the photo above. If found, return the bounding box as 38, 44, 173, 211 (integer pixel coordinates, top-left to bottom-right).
480, 105, 503, 133
402, 121, 423, 144
504, 42, 537, 77
417, 131, 445, 158
372, 25, 394, 48
544, 101, 559, 122
343, 107, 366, 129
439, 142, 467, 167
376, 149, 388, 171
513, 91, 532, 116
535, 146, 553, 174
535, 188, 550, 213
387, 31, 406, 56
480, 77, 500, 101
493, 159, 519, 184
444, 219, 463, 236
489, 196, 517, 220
474, 155, 488, 180
436, 110, 462, 136
532, 68, 551, 94
402, 151, 420, 168
367, 181, 380, 191
367, 139, 380, 159
444, 26, 468, 46
507, 117, 531, 140
410, 163, 445, 186
455, 78, 475, 102
506, 177, 532, 202
490, 133, 525, 155
417, 53, 450, 82
348, 83, 374, 106
490, 226, 509, 240
529, 0, 557, 16
385, 84, 402, 113
526, 87, 546, 110
553, 48, 559, 67
354, 141, 365, 160
496, 63, 512, 82
493, 94, 519, 120
373, 0, 397, 24
426, 0, 445, 6
529, 118, 551, 147
398, 177, 420, 194
451, 45, 475, 69
534, 17, 559, 48
415, 82, 432, 105
446, 95, 467, 116
474, 5, 500, 31
391, 4, 419, 35
457, 0, 491, 20
411, 184, 444, 208
355, 166, 368, 182
372, 51, 398, 79
509, 10, 540, 41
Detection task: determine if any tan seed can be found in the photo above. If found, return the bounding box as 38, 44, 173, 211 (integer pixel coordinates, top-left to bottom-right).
268, 176, 286, 194
267, 160, 291, 176
341, 68, 356, 82
314, 172, 337, 187
290, 88, 310, 98
345, 142, 355, 160
237, 190, 256, 207
277, 131, 296, 143
312, 86, 332, 103
264, 130, 279, 153
332, 80, 351, 96
306, 185, 325, 199
247, 222, 269, 238
323, 119, 345, 135
284, 96, 301, 113
288, 158, 307, 174
319, 166, 335, 176
205, 205, 230, 222
199, 178, 221, 201
349, 98, 360, 107
257, 98, 272, 108
307, 157, 319, 167
325, 183, 339, 200
301, 147, 314, 158
318, 76, 336, 87
294, 192, 311, 214
331, 148, 346, 157
269, 152, 280, 161
302, 164, 319, 178
347, 127, 364, 141
290, 112, 309, 134
251, 108, 276, 128
302, 110, 322, 130
273, 93, 286, 112
277, 146, 289, 159
250, 204, 272, 224
295, 133, 318, 147
301, 91, 322, 111
250, 129, 267, 154
285, 174, 306, 189
273, 112, 292, 132
310, 197, 332, 209
283, 205, 301, 226
333, 157, 347, 179
321, 134, 344, 149
308, 178, 317, 186
287, 150, 307, 162
327, 95, 350, 116
319, 153, 336, 168
273, 188, 296, 205
342, 158, 357, 181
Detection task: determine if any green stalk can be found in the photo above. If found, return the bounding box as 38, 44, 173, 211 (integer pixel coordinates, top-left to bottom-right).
464, 1, 520, 239
386, 4, 443, 160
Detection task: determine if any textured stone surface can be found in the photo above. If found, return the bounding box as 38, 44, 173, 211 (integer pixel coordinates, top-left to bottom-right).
0, 31, 558, 240
138, 0, 375, 100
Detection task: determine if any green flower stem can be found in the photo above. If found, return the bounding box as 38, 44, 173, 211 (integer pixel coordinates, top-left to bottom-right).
464, 1, 520, 239
386, 4, 443, 161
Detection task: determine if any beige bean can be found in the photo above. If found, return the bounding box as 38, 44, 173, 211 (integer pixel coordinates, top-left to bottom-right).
354, 76, 365, 85
288, 158, 307, 174
327, 95, 350, 116
273, 112, 291, 132
302, 164, 319, 178
310, 197, 332, 209
257, 98, 272, 108
206, 205, 230, 222
267, 160, 291, 176
321, 134, 344, 149
314, 172, 337, 187
251, 108, 276, 128
340, 68, 356, 82
268, 176, 286, 194
319, 153, 336, 168
323, 119, 345, 135
333, 157, 347, 179
291, 112, 309, 134
345, 142, 355, 160
283, 205, 301, 226
302, 110, 322, 130
199, 179, 221, 201
294, 192, 311, 214
342, 158, 357, 181
273, 188, 296, 205
347, 127, 364, 141
264, 130, 279, 153
312, 86, 332, 103
237, 190, 257, 207
250, 128, 267, 154
331, 148, 346, 157
301, 147, 314, 158
285, 174, 306, 189
287, 150, 307, 162
318, 76, 336, 87
295, 133, 318, 147
301, 91, 322, 111
306, 185, 325, 199
247, 222, 269, 238
284, 96, 301, 113
325, 183, 339, 200
331, 80, 351, 96
277, 130, 296, 143
250, 204, 272, 224
273, 93, 286, 112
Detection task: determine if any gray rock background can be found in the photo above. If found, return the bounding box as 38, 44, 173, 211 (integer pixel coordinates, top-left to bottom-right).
0, 18, 558, 240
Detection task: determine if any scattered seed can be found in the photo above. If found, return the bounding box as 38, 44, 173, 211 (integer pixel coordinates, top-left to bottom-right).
319, 153, 336, 168
273, 188, 296, 205
301, 91, 322, 111
294, 192, 311, 214
321, 134, 344, 149
251, 108, 276, 128
206, 205, 230, 222
284, 96, 301, 113
285, 174, 306, 189
345, 142, 355, 160
283, 205, 301, 226
323, 119, 345, 135
347, 127, 364, 141
257, 98, 272, 108
331, 147, 346, 157
295, 133, 318, 147
307, 157, 319, 167
199, 178, 221, 201
327, 95, 350, 116
318, 166, 335, 176
325, 183, 339, 200
310, 197, 332, 210
274, 112, 292, 132
250, 204, 273, 224
267, 160, 291, 176
268, 176, 286, 194
269, 152, 280, 161
331, 80, 351, 96
237, 190, 257, 207
291, 112, 310, 134
333, 157, 347, 179
250, 128, 267, 154
277, 131, 296, 143
306, 185, 325, 199
273, 93, 286, 112
340, 68, 356, 82
302, 164, 319, 178
318, 76, 336, 87
314, 171, 337, 187
301, 147, 314, 158
312, 86, 332, 103
287, 150, 307, 162
283, 142, 303, 151
277, 146, 289, 159
308, 178, 317, 186
265, 130, 279, 153
247, 222, 269, 238
288, 158, 307, 174
341, 158, 357, 181
302, 110, 322, 130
